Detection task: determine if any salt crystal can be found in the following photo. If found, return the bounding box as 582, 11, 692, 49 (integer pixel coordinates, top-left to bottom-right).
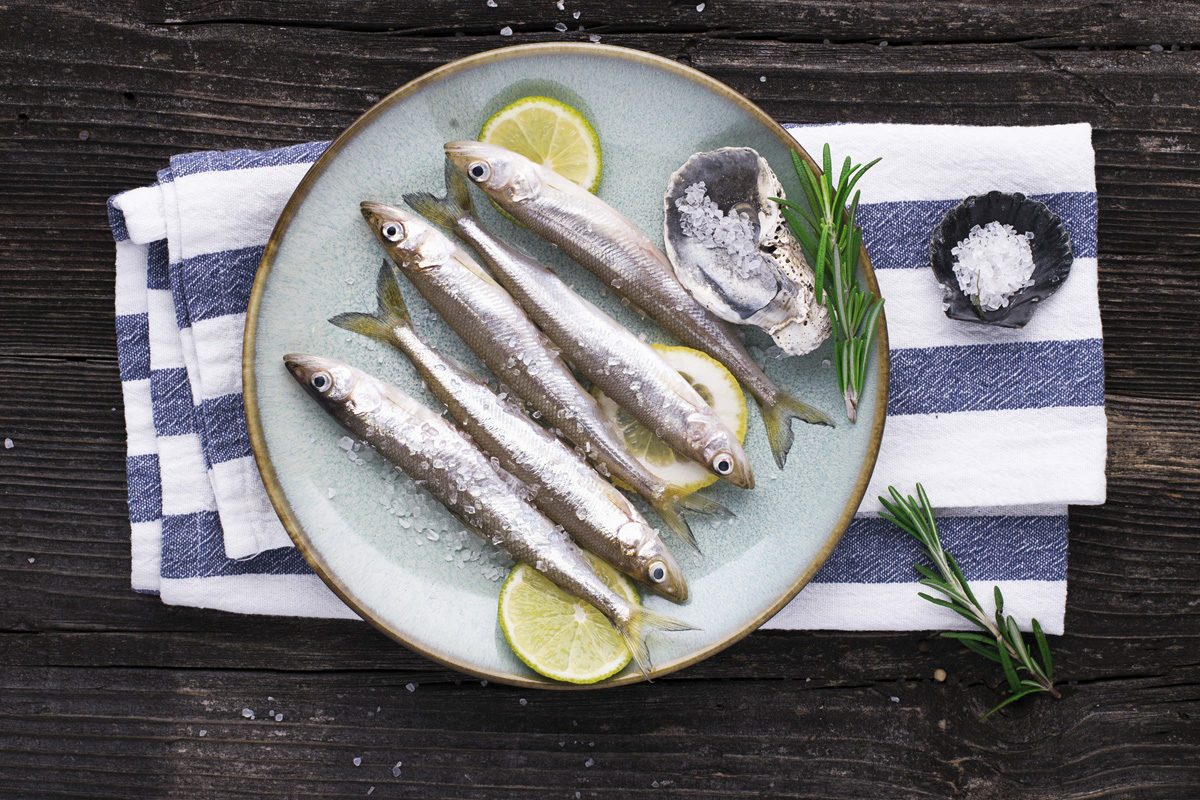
890, 696, 900, 703
241, 708, 254, 719
588, 34, 601, 43
759, 75, 766, 82
327, 487, 337, 499
556, 0, 564, 8
392, 760, 403, 777
555, 22, 568, 32
696, 2, 705, 10
353, 756, 362, 766
500, 25, 513, 36
27, 557, 34, 563
487, 0, 496, 5
2, 437, 12, 449
573, 10, 580, 18
406, 682, 417, 692
275, 713, 284, 721
199, 729, 207, 737
338, 437, 354, 451
950, 221, 1036, 310
368, 788, 375, 796
519, 697, 528, 706
584, 757, 594, 767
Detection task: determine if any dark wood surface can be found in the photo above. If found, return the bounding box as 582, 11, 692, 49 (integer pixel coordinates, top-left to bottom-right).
2, 2, 1198, 798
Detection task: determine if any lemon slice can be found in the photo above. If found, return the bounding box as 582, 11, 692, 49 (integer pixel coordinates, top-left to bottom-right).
593, 345, 749, 495
499, 552, 635, 683
478, 96, 602, 192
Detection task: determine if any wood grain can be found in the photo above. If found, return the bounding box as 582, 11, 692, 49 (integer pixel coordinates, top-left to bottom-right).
0, 0, 1198, 797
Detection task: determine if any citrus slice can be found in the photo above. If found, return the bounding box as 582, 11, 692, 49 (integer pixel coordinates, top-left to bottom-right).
593, 344, 749, 495
499, 552, 635, 683
478, 96, 602, 192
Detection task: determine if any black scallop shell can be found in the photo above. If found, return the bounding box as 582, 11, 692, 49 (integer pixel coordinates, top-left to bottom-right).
929, 191, 1074, 328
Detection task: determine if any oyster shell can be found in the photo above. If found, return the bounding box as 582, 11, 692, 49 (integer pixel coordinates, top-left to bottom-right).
663, 147, 830, 355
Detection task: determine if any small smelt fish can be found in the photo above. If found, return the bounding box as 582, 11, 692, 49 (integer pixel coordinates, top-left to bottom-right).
443, 141, 834, 469
330, 263, 688, 601
359, 201, 726, 551
404, 162, 753, 490
283, 353, 693, 675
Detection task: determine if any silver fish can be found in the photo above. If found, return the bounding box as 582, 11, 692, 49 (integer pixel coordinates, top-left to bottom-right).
443, 141, 834, 469
283, 353, 692, 675
330, 262, 688, 601
359, 201, 724, 550
404, 163, 753, 490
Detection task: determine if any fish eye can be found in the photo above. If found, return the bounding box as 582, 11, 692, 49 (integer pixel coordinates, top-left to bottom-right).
713, 454, 734, 475
647, 561, 667, 584
381, 222, 404, 242
310, 371, 332, 392
467, 161, 491, 182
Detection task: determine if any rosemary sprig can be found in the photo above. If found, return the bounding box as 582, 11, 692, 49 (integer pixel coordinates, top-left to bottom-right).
878, 483, 1061, 718
775, 144, 884, 422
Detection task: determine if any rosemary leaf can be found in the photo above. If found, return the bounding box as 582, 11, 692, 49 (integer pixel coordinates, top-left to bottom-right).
878, 483, 1061, 718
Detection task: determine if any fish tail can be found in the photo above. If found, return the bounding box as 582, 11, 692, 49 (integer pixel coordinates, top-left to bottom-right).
759, 390, 835, 470
677, 491, 733, 519
650, 495, 700, 553
403, 158, 474, 230
615, 605, 697, 679
329, 260, 411, 343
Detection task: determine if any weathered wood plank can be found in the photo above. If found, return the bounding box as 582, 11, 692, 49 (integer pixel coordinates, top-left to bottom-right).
0, 666, 1196, 800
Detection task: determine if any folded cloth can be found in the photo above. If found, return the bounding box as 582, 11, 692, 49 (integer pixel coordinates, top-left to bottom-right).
109, 123, 1104, 632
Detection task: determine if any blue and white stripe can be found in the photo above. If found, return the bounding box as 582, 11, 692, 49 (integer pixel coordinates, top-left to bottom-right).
109, 123, 1103, 631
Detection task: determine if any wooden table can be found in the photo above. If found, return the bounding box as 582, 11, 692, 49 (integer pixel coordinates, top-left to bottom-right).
3, 2, 1198, 797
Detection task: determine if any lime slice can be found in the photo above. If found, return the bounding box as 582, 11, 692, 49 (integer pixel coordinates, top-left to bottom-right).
479, 96, 602, 192
593, 345, 749, 495
499, 552, 635, 683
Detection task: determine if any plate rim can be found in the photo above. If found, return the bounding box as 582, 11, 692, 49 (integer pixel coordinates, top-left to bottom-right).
243, 42, 890, 689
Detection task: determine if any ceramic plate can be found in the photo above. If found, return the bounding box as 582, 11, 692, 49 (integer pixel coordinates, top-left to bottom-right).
244, 43, 887, 687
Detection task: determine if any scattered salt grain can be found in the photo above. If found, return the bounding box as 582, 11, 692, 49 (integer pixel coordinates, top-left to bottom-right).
500, 25, 513, 36
519, 697, 528, 706
890, 696, 900, 703
588, 34, 601, 43
241, 708, 254, 719
3, 438, 12, 449
393, 760, 403, 777
584, 758, 595, 767
406, 682, 417, 693
367, 788, 375, 796
353, 756, 362, 767
696, 2, 705, 10
275, 712, 284, 722
327, 487, 337, 499
27, 557, 34, 563
555, 22, 568, 32
951, 220, 1036, 311
556, 0, 564, 8
487, 0, 496, 5
338, 436, 354, 451
199, 729, 207, 737
572, 10, 580, 18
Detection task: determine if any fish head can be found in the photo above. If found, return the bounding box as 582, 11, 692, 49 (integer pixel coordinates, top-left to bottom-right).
624, 523, 688, 602
687, 411, 755, 489
444, 141, 544, 208
361, 201, 457, 271
284, 353, 381, 416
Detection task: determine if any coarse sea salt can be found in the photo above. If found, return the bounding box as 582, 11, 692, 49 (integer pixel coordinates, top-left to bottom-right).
950, 221, 1036, 311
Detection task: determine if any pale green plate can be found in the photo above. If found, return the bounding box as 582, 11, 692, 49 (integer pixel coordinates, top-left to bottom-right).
244, 43, 887, 688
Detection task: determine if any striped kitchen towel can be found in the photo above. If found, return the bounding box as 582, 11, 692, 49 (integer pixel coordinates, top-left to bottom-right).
108, 123, 1104, 631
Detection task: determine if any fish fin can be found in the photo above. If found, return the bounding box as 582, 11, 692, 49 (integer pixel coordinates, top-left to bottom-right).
677, 491, 733, 519
758, 390, 835, 470
329, 261, 411, 343
615, 606, 697, 679
403, 158, 474, 230
650, 495, 701, 553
